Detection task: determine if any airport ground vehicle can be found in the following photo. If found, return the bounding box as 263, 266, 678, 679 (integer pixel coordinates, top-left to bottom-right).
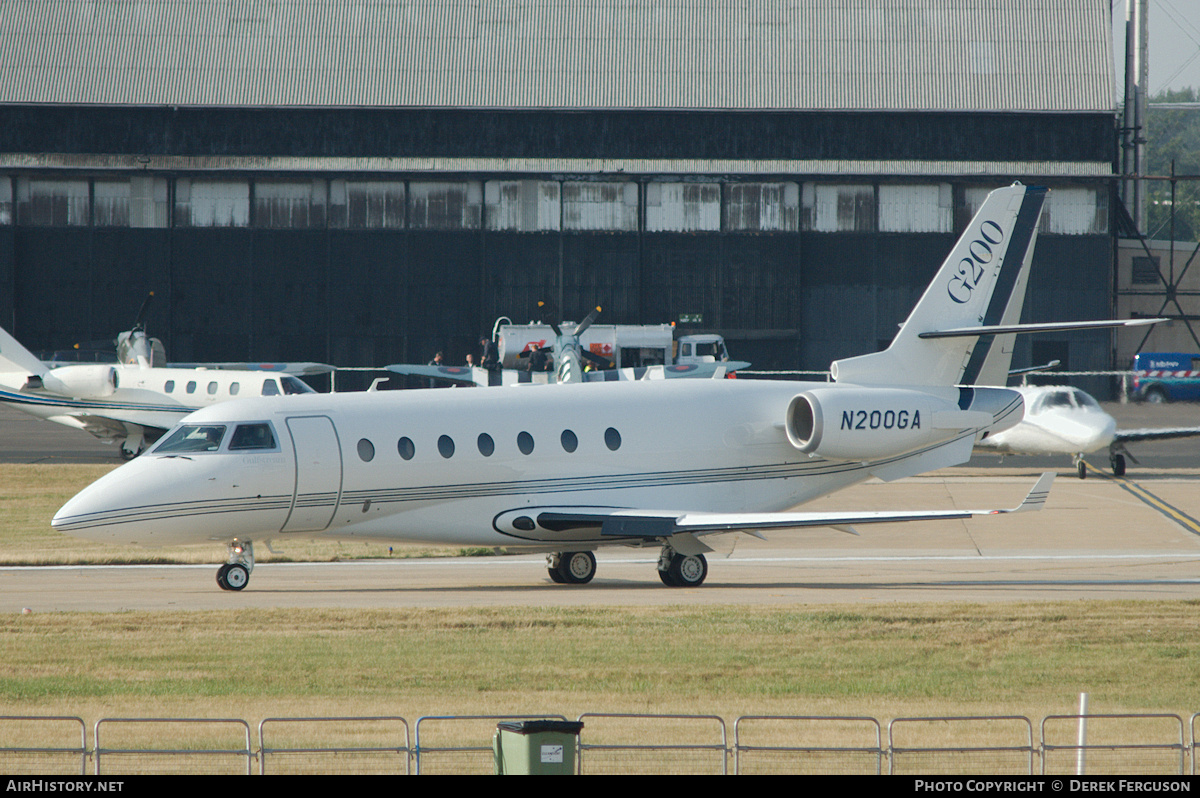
1132, 352, 1200, 403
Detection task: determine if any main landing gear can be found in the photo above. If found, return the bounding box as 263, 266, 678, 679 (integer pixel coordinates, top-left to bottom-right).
545, 545, 710, 587
657, 545, 708, 587
547, 551, 596, 584
216, 540, 254, 591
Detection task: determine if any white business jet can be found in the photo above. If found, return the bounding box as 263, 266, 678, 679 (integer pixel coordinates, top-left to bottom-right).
55, 184, 1060, 591
974, 383, 1200, 478
0, 323, 317, 459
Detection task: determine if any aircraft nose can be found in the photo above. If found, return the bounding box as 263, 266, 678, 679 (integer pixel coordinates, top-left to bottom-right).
1052, 411, 1117, 453
52, 458, 161, 541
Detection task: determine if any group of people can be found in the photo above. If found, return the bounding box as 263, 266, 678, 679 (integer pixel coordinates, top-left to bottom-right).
427, 337, 553, 373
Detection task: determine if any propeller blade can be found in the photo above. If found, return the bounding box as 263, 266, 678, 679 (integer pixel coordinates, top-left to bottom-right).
132, 292, 155, 332
572, 306, 602, 338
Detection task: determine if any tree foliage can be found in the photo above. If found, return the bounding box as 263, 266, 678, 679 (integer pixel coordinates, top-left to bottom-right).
1145, 87, 1200, 241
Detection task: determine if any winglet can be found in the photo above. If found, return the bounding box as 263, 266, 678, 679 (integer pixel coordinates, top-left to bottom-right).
1005, 472, 1055, 513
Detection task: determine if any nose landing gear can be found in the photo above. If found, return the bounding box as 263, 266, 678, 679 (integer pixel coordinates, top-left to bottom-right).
216, 540, 254, 591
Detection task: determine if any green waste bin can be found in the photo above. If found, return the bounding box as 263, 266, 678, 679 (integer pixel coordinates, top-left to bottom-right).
493, 720, 584, 775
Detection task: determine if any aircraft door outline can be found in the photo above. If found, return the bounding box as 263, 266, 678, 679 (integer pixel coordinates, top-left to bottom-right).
281, 415, 343, 533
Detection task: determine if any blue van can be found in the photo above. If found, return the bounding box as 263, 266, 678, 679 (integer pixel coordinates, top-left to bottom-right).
1132, 352, 1200, 402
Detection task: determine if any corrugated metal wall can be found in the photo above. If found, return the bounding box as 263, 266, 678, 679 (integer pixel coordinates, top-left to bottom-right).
1, 174, 1114, 386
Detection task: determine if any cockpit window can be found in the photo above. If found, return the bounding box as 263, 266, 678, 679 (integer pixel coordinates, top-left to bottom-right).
228, 423, 278, 451
154, 424, 227, 454
1072, 389, 1100, 410
281, 376, 315, 395
262, 379, 280, 396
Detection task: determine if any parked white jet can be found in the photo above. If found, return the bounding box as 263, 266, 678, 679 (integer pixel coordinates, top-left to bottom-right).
974, 384, 1200, 478
0, 325, 317, 458
54, 184, 1058, 591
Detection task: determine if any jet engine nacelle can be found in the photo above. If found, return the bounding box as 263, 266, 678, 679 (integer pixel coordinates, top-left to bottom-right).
40, 365, 119, 398
785, 387, 990, 461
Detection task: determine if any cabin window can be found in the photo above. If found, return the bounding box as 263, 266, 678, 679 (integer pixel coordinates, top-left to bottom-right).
262, 380, 280, 396
397, 437, 415, 460
154, 424, 227, 453
228, 423, 277, 451
164, 380, 174, 393
438, 435, 455, 459
357, 439, 375, 462
560, 429, 578, 453
282, 375, 314, 394
230, 382, 240, 396
605, 427, 622, 451
186, 381, 197, 394
517, 431, 534, 455
477, 433, 495, 457
207, 381, 218, 395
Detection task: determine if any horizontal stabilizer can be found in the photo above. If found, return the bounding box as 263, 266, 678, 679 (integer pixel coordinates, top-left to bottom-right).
919, 318, 1165, 339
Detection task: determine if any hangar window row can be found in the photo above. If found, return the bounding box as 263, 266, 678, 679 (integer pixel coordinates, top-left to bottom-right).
0, 176, 1109, 235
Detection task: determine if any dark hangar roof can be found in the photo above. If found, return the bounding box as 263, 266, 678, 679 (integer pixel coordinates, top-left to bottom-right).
0, 0, 1115, 112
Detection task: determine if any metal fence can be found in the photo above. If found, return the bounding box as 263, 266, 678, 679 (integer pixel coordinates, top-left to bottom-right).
93, 718, 253, 775
2, 711, 1198, 774
258, 716, 410, 775
413, 714, 568, 775
1041, 714, 1186, 775
577, 713, 727, 775
888, 716, 1036, 775
733, 715, 883, 775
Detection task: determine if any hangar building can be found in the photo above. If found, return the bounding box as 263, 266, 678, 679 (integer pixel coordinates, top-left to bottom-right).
0, 0, 1117, 387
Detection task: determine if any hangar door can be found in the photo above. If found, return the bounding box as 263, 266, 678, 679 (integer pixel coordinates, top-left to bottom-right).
282, 415, 343, 533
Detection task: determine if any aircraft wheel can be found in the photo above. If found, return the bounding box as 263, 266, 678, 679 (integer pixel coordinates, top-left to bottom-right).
119, 446, 141, 461
1077, 460, 1087, 480
216, 564, 231, 590
667, 553, 708, 587
556, 551, 596, 585
658, 568, 679, 586
1111, 454, 1126, 476
546, 554, 567, 584
223, 563, 250, 591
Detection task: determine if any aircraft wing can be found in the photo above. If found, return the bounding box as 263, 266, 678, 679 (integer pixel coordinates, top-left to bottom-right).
1116, 427, 1200, 445
509, 474, 1053, 547
169, 362, 335, 375
582, 361, 751, 382
387, 364, 485, 386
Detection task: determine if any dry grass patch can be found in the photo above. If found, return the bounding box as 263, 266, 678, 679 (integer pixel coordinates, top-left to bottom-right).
1, 602, 1198, 744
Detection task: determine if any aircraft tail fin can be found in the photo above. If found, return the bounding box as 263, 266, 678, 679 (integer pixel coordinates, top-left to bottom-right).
0, 325, 49, 376
831, 184, 1046, 386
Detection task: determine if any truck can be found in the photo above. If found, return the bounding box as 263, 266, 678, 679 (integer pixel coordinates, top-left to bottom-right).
1131, 352, 1200, 403
494, 321, 741, 371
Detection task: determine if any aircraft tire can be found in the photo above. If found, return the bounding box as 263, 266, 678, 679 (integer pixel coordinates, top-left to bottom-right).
667, 553, 708, 587
223, 563, 250, 591
557, 551, 596, 585
658, 568, 679, 586
1077, 460, 1087, 480
216, 564, 231, 590
547, 562, 567, 584
1112, 454, 1126, 476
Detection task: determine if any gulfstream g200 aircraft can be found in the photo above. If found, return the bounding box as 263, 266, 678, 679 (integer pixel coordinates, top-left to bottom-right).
54, 184, 1057, 591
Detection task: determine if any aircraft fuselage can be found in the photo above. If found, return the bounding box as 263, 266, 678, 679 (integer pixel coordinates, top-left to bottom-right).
52, 379, 1020, 550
